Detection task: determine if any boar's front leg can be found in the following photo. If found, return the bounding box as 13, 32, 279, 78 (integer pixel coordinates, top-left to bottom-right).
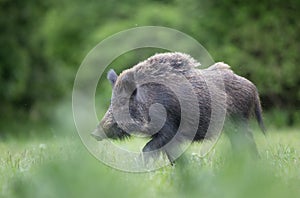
142, 133, 176, 165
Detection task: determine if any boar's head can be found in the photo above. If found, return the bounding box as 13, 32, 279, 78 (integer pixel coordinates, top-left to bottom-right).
91, 69, 136, 140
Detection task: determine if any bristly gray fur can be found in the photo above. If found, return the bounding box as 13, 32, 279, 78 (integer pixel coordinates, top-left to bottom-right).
94, 52, 265, 163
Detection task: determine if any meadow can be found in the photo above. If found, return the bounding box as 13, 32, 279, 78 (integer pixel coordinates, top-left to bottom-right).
1, 0, 299, 197
1, 127, 299, 198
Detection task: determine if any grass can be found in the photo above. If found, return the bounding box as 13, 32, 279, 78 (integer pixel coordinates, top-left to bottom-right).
0, 127, 300, 198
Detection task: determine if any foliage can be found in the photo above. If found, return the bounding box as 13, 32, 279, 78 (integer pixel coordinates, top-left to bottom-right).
0, 0, 299, 128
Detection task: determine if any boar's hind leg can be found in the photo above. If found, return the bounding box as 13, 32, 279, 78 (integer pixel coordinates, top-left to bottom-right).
142, 134, 175, 165
226, 118, 259, 157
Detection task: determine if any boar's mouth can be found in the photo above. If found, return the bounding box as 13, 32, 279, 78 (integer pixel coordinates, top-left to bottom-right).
106, 124, 131, 140
91, 123, 131, 141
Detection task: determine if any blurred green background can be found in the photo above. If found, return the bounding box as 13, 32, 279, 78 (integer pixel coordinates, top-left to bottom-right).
0, 0, 300, 197
1, 0, 299, 133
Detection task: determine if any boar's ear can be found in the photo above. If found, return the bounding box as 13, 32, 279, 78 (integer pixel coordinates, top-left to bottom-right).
107, 69, 118, 86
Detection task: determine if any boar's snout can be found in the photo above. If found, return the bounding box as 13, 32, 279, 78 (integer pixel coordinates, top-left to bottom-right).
91, 116, 112, 141
92, 114, 131, 140
90, 113, 112, 141
91, 127, 106, 141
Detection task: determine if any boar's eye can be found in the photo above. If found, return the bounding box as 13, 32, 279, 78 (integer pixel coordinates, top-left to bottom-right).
107, 69, 118, 86
119, 97, 127, 104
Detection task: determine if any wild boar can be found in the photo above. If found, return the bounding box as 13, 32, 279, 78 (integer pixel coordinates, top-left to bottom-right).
91, 52, 265, 163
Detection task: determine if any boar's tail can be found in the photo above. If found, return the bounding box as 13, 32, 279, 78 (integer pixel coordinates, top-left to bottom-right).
254, 93, 266, 134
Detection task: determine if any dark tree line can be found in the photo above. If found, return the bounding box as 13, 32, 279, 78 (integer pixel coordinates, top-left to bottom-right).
0, 0, 299, 126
